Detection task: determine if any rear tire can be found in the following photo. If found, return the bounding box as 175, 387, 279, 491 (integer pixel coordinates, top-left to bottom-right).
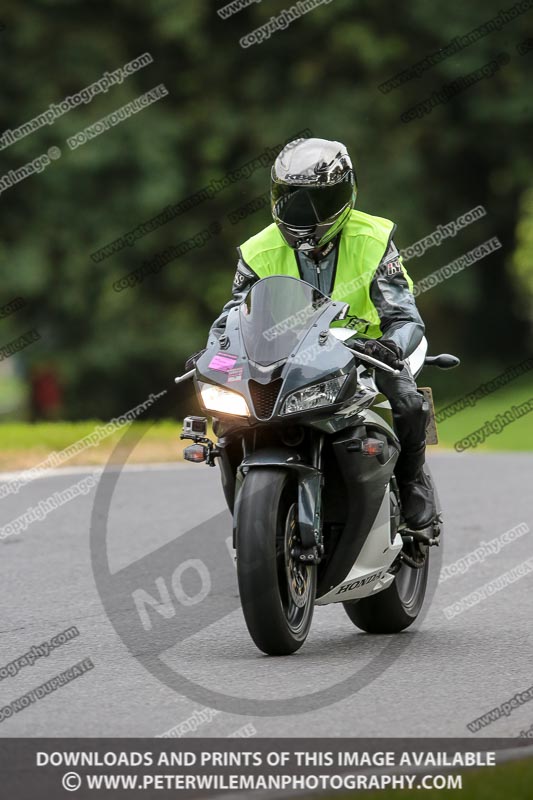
343, 466, 438, 634
236, 468, 316, 655
343, 552, 429, 633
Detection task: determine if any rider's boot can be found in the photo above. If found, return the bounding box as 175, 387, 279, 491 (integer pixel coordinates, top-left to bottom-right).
395, 442, 436, 531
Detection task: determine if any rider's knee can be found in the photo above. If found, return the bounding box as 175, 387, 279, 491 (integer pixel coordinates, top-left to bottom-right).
393, 390, 427, 424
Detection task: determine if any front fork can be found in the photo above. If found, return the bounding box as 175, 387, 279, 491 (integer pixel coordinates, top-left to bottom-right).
235, 447, 325, 565
290, 435, 325, 564
181, 417, 326, 565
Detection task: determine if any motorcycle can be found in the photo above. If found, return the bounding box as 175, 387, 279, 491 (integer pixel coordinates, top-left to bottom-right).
176, 275, 459, 655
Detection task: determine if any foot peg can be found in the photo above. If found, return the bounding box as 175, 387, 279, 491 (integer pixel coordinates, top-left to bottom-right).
403, 514, 442, 547
410, 528, 440, 547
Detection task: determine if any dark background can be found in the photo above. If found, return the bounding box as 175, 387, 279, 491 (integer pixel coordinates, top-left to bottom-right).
0, 0, 532, 419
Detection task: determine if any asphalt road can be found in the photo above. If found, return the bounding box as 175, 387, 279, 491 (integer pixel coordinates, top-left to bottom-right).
0, 452, 532, 738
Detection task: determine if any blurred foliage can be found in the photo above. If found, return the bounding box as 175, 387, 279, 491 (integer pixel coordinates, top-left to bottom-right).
328, 758, 533, 799
513, 186, 533, 321
0, 0, 532, 419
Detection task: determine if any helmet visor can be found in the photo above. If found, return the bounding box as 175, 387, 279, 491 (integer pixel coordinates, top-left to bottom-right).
272, 181, 353, 228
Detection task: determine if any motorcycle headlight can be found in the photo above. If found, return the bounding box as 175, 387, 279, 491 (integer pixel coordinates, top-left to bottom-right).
199, 383, 250, 417
281, 375, 347, 415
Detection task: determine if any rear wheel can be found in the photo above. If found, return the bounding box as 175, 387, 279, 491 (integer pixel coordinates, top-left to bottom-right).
236, 468, 317, 655
343, 467, 438, 633
343, 549, 429, 633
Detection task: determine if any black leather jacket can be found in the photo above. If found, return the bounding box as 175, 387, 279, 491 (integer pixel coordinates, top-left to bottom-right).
208, 237, 424, 359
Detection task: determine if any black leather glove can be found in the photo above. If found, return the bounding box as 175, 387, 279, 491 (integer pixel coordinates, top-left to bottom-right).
184, 349, 206, 371
349, 339, 404, 370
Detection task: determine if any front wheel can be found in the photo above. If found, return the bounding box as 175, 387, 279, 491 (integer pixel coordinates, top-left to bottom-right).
236, 468, 317, 655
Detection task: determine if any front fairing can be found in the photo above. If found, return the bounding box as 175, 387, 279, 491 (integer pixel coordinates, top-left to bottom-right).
195, 276, 364, 423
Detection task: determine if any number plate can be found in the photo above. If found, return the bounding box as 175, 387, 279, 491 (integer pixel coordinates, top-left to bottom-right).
419, 386, 438, 445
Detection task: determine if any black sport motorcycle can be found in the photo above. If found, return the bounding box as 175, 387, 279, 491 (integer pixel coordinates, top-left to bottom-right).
177, 275, 459, 655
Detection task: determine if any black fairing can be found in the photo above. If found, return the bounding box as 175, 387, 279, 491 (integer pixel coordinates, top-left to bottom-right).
195, 276, 354, 422
317, 427, 398, 597
191, 276, 400, 597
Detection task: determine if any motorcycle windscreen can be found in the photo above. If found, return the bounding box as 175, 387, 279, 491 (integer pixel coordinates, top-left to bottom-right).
239, 275, 332, 366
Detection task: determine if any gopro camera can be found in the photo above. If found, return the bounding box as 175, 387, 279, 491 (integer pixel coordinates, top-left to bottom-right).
183, 416, 208, 437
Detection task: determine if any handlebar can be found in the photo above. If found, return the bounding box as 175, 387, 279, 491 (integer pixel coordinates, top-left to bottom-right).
350, 349, 401, 375
424, 354, 460, 369
344, 342, 401, 376
174, 369, 195, 385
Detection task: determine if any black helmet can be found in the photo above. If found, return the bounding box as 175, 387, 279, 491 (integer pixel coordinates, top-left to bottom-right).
271, 137, 357, 252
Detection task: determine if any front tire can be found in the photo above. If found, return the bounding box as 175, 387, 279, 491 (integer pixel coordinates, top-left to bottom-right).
236, 468, 317, 655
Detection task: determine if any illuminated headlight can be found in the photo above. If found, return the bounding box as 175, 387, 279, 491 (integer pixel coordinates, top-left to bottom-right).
199, 383, 250, 417
281, 375, 347, 415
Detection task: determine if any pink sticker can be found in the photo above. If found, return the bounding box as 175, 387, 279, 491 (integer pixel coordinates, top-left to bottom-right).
227, 367, 243, 382
208, 353, 238, 372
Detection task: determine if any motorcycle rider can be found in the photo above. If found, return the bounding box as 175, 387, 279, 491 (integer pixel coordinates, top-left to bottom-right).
193, 137, 436, 531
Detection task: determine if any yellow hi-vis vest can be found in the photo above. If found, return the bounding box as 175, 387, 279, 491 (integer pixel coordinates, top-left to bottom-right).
239, 209, 413, 339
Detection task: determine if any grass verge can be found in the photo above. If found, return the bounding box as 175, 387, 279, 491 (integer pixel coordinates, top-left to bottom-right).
320, 756, 533, 799
0, 377, 531, 471
433, 376, 533, 452
0, 420, 186, 471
